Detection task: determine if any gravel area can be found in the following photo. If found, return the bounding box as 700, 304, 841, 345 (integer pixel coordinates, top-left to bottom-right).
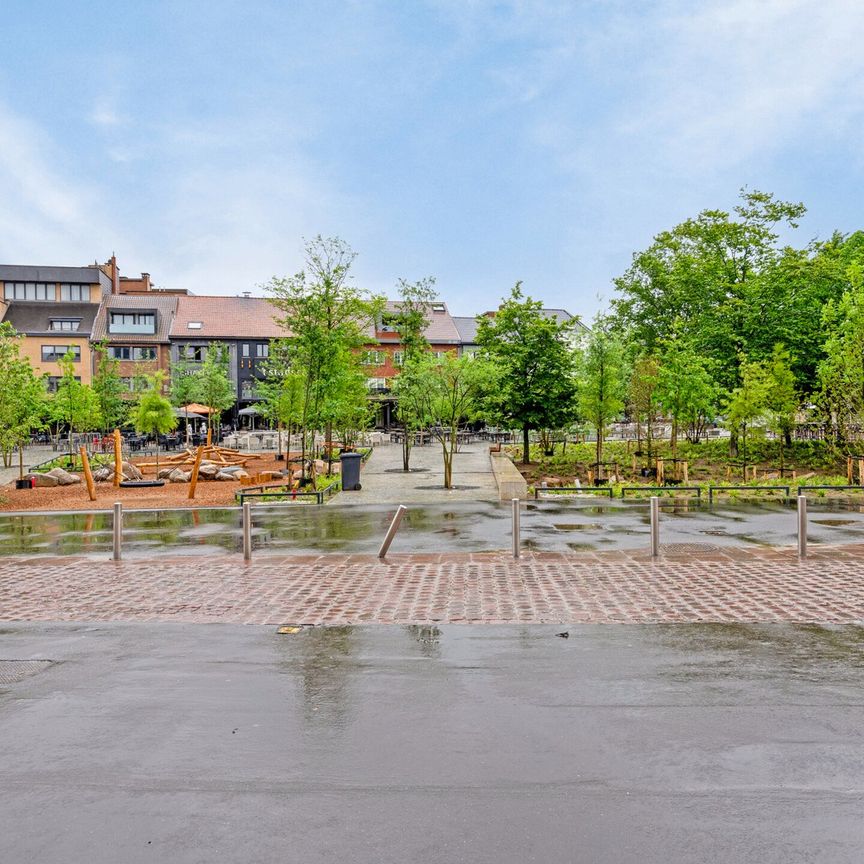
0, 454, 289, 512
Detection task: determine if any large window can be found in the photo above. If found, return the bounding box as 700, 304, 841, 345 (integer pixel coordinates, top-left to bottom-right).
109, 312, 156, 334
180, 345, 207, 362
240, 379, 258, 400
60, 284, 89, 301
49, 319, 81, 332
3, 282, 53, 301
41, 345, 81, 363
47, 375, 80, 392
109, 346, 157, 361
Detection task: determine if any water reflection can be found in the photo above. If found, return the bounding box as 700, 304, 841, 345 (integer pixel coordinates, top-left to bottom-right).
0, 498, 863, 557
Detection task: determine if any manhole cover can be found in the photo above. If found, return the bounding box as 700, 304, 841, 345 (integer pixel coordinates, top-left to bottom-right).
662, 543, 723, 555
0, 660, 53, 685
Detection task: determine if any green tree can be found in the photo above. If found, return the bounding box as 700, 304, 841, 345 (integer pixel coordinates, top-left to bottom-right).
51, 352, 102, 458
392, 276, 438, 470
258, 341, 305, 459
169, 356, 200, 442
763, 344, 799, 466
129, 371, 177, 473
476, 283, 578, 464
724, 358, 769, 466
612, 189, 806, 390
195, 343, 236, 440
0, 322, 47, 474
628, 355, 661, 459
265, 236, 384, 479
394, 354, 491, 488
92, 341, 127, 432
577, 327, 626, 469
655, 339, 718, 456
818, 262, 864, 442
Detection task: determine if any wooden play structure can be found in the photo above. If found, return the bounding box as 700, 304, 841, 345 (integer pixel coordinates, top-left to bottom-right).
134, 444, 263, 475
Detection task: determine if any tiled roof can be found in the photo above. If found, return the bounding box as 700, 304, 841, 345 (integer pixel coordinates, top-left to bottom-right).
171, 295, 284, 340
3, 302, 99, 336
371, 300, 461, 344
452, 316, 480, 344
91, 294, 178, 343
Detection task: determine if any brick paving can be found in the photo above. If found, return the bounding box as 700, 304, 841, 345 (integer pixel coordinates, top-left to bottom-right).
1, 544, 864, 625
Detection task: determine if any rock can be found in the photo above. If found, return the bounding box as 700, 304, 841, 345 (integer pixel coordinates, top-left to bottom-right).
92, 467, 112, 483
197, 463, 220, 480
157, 468, 174, 480
215, 470, 238, 481
233, 469, 250, 480
168, 469, 190, 483
217, 465, 244, 475
46, 467, 80, 485
24, 473, 59, 487
542, 476, 564, 488
314, 459, 326, 474
121, 462, 143, 481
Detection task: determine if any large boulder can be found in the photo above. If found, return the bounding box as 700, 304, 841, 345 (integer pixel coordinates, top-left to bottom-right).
215, 470, 238, 481
121, 462, 143, 481
197, 462, 220, 480
24, 473, 59, 488
46, 467, 81, 486
92, 467, 113, 483
157, 468, 174, 480
168, 469, 190, 483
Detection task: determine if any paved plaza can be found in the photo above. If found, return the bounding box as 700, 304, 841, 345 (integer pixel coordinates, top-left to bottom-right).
2, 544, 864, 625
337, 439, 500, 505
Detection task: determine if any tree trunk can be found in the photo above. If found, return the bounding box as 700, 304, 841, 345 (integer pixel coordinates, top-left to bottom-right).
522, 425, 530, 464
595, 423, 602, 468
729, 429, 739, 458
670, 420, 678, 459
18, 445, 24, 480
402, 426, 412, 471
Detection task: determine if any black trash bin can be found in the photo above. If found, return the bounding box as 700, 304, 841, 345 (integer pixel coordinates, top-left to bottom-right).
340, 452, 363, 491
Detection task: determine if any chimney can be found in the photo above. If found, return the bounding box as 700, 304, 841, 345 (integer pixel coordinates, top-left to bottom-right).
141, 272, 151, 292
242, 291, 252, 298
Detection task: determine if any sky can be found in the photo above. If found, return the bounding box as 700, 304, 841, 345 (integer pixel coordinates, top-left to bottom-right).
1, 0, 863, 321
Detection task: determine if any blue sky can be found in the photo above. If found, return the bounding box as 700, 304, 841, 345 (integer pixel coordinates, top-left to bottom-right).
1, 0, 863, 320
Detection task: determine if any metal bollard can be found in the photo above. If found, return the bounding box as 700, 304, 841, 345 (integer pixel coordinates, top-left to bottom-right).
378, 505, 407, 558
797, 494, 807, 558
112, 501, 123, 562
242, 501, 252, 562
649, 496, 660, 558
512, 497, 521, 559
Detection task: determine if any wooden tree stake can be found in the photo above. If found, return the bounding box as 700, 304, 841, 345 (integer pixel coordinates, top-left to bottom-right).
113, 428, 122, 487
682, 461, 688, 483
79, 445, 97, 502
188, 445, 205, 500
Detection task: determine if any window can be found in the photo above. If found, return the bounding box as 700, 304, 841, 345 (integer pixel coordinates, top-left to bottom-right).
108, 346, 156, 361
181, 345, 207, 362
255, 343, 269, 358
49, 319, 81, 332
362, 350, 384, 365
242, 344, 250, 358
119, 377, 146, 393
367, 377, 388, 392
47, 375, 80, 392
462, 348, 479, 359
41, 345, 81, 363
393, 351, 404, 367
187, 322, 203, 330
430, 302, 446, 314
4, 282, 53, 301
241, 380, 257, 399
109, 312, 156, 334
60, 284, 89, 301
433, 351, 445, 360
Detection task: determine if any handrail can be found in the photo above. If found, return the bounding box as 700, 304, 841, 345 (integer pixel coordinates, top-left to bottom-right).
534, 486, 614, 499
621, 486, 702, 498
708, 485, 790, 503
797, 484, 864, 496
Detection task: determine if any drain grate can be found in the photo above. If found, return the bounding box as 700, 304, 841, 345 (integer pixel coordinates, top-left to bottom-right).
0, 660, 53, 685
662, 543, 723, 555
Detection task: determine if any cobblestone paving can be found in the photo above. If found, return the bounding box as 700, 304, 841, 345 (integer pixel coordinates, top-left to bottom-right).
2, 544, 864, 625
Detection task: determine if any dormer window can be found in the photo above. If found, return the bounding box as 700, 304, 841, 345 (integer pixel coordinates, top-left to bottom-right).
430, 302, 445, 314
50, 319, 81, 331
187, 322, 203, 330
109, 312, 156, 334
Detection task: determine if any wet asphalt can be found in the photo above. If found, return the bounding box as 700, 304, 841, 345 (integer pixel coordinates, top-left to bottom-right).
1, 623, 863, 863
